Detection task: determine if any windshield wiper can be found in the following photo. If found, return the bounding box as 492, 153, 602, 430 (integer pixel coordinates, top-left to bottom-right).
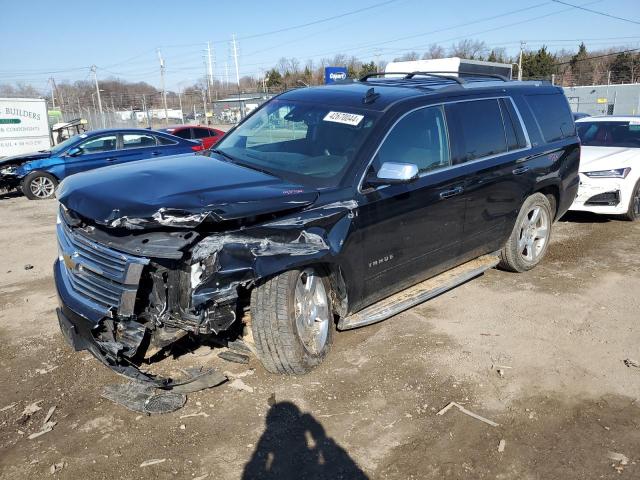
210, 149, 275, 177
210, 149, 236, 163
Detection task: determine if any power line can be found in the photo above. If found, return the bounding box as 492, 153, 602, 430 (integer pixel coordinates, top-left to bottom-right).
236, 0, 401, 41
551, 0, 640, 25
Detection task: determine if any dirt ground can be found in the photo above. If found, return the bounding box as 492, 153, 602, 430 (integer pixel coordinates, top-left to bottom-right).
1, 192, 639, 479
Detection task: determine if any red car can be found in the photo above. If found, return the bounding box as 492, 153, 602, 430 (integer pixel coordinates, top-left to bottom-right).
159, 125, 226, 150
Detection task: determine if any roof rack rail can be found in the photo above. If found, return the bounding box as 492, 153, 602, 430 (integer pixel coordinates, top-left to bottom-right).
360, 71, 465, 84
425, 70, 510, 82
360, 70, 510, 83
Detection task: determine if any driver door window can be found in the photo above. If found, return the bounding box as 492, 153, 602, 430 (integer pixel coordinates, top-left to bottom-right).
77, 135, 117, 154
375, 106, 450, 174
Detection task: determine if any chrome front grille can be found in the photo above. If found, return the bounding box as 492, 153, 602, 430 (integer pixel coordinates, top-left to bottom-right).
57, 215, 149, 317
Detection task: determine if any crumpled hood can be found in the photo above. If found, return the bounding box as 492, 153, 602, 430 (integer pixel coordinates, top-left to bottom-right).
56, 153, 319, 229
579, 146, 639, 172
0, 150, 51, 167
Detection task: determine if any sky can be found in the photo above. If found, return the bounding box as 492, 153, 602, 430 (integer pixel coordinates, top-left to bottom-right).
0, 0, 638, 91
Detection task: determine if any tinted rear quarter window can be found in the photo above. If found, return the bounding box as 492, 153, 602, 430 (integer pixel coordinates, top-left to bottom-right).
525, 93, 576, 143
173, 129, 192, 139
445, 99, 507, 163
193, 128, 212, 139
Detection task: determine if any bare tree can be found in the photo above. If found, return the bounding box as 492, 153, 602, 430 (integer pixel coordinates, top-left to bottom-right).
422, 44, 446, 60
449, 39, 488, 60
393, 51, 420, 62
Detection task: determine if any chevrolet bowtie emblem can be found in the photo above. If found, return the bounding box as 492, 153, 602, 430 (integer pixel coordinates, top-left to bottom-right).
62, 252, 78, 270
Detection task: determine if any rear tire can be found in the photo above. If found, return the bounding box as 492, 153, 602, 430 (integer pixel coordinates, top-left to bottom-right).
22, 172, 58, 200
250, 268, 333, 374
623, 179, 640, 221
499, 193, 553, 272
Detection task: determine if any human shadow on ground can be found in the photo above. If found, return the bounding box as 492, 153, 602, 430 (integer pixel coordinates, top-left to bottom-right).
242, 401, 369, 480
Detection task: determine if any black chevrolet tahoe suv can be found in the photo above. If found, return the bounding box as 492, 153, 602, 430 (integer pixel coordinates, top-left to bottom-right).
54, 72, 579, 380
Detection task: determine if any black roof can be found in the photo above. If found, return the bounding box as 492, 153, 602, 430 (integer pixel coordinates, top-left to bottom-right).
280, 72, 560, 112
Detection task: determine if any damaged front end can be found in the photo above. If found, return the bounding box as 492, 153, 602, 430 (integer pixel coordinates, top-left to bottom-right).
54, 198, 357, 383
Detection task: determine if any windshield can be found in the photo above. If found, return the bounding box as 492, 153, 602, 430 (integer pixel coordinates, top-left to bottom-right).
577, 121, 640, 148
50, 134, 84, 155
214, 99, 379, 187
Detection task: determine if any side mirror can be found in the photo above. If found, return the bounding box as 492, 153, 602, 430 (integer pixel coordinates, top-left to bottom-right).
66, 147, 82, 157
367, 162, 419, 187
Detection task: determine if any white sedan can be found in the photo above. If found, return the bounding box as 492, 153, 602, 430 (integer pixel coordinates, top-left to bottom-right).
569, 116, 640, 220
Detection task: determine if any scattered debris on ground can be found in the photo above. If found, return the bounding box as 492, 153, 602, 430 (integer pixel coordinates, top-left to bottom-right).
608, 451, 629, 473
101, 368, 227, 413
218, 350, 250, 364
49, 462, 65, 475
179, 412, 209, 419
498, 439, 506, 452
228, 378, 254, 393
23, 264, 34, 270
623, 358, 639, 368
0, 402, 16, 412
436, 401, 499, 427
139, 459, 166, 467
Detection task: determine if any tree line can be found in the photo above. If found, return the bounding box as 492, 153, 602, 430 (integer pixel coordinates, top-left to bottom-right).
1, 40, 638, 112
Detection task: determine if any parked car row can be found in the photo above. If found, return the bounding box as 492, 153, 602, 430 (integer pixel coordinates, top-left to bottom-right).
0, 125, 225, 200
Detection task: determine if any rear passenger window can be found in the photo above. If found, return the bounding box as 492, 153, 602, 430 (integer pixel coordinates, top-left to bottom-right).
122, 134, 157, 149
193, 128, 212, 139
445, 99, 507, 163
157, 136, 178, 145
499, 98, 528, 151
173, 129, 192, 139
525, 93, 576, 142
376, 106, 450, 174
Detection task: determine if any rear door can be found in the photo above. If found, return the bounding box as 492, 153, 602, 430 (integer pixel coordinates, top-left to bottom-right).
64, 134, 119, 176
353, 105, 467, 310
116, 132, 163, 164
444, 97, 531, 258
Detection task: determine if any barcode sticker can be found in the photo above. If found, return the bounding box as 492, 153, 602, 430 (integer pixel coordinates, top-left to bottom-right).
323, 111, 364, 126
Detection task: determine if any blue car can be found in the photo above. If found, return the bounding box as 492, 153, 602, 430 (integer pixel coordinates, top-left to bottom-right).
0, 128, 200, 199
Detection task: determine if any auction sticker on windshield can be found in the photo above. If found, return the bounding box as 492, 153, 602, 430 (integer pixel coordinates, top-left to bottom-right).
323, 111, 364, 126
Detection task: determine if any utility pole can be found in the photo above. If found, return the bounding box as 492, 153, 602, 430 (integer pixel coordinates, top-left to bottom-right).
224, 61, 230, 89
178, 91, 184, 124
206, 41, 214, 94
202, 89, 207, 124
90, 65, 105, 128
232, 34, 244, 119
517, 41, 526, 82
157, 49, 169, 125
49, 77, 56, 108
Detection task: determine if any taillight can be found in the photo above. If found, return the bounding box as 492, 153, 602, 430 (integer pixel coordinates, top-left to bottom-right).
191, 145, 204, 151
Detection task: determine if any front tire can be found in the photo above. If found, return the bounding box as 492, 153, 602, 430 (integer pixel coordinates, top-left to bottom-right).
250, 268, 333, 374
623, 179, 640, 221
499, 193, 553, 272
22, 172, 58, 200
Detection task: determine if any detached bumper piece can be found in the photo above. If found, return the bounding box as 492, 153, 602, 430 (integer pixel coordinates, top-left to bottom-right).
584, 190, 620, 207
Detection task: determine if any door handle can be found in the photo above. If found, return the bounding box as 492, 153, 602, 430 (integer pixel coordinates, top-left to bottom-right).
439, 186, 464, 199
512, 166, 530, 175
150, 151, 161, 156
106, 157, 117, 162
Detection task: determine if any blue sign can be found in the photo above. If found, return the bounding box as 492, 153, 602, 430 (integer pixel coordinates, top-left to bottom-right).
324, 67, 348, 84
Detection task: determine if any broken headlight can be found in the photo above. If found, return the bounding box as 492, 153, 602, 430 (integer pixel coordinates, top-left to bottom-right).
0, 165, 17, 175
584, 168, 631, 179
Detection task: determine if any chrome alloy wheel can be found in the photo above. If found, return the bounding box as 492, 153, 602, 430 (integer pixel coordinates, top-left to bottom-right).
518, 205, 550, 262
294, 268, 330, 355
30, 176, 55, 198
